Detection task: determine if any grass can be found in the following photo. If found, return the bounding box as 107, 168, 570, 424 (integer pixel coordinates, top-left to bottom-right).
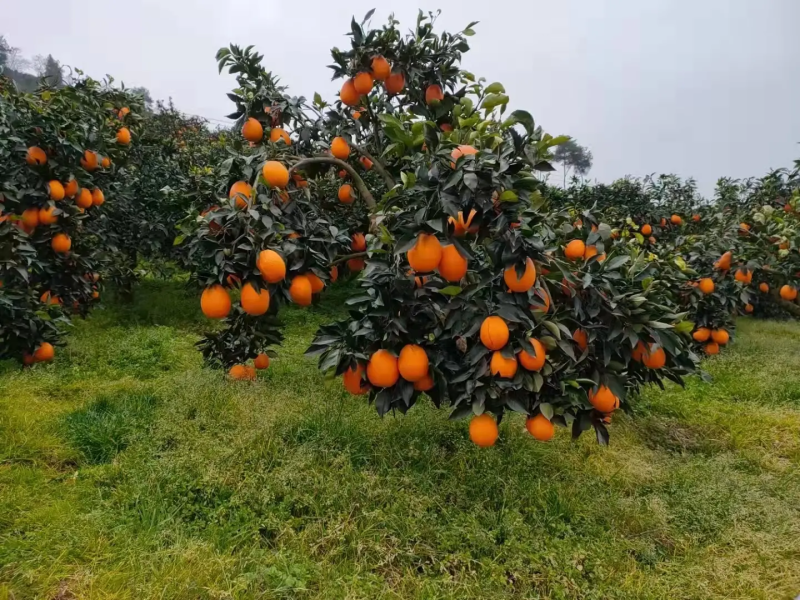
1, 279, 800, 599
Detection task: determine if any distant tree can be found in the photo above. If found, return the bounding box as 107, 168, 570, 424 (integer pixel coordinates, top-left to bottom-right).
553, 139, 593, 186
130, 86, 154, 113
0, 35, 10, 67
0, 36, 31, 73
32, 54, 63, 87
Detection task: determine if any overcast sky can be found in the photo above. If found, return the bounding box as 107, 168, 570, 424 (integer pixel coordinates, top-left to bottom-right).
5, 0, 799, 196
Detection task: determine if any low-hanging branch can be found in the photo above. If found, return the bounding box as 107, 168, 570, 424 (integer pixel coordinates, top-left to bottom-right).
288, 157, 376, 209
331, 251, 368, 266
770, 290, 800, 318
351, 142, 396, 189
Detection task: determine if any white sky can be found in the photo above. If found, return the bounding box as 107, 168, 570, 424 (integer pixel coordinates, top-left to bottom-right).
5, 0, 799, 196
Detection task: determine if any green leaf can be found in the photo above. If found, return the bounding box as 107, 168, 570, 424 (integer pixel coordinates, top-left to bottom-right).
173, 235, 186, 246
499, 190, 518, 202
539, 402, 554, 420
675, 320, 695, 334
438, 286, 462, 296
485, 82, 506, 94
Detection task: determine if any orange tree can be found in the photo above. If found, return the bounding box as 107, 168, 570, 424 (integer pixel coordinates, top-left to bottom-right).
304, 11, 699, 445
0, 72, 139, 364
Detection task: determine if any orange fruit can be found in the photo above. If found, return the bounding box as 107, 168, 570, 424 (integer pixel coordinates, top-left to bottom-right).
91, 188, 105, 207
449, 209, 478, 237
40, 291, 61, 306
353, 72, 373, 95
242, 118, 263, 142
734, 268, 752, 284
352, 111, 362, 120
101, 156, 111, 168
229, 365, 256, 380
48, 181, 65, 201
692, 214, 701, 222
407, 233, 442, 272
438, 245, 468, 282
64, 179, 78, 198
254, 353, 270, 369
631, 341, 646, 362
269, 127, 291, 145
503, 258, 536, 293
526, 414, 555, 441
440, 123, 453, 132
384, 72, 405, 94
414, 372, 434, 391
641, 224, 652, 236
229, 181, 253, 209
201, 285, 231, 319
480, 316, 509, 350
745, 303, 754, 313
573, 329, 588, 351
714, 251, 732, 271
340, 79, 360, 106
331, 137, 350, 160
338, 184, 354, 204
81, 150, 99, 171
118, 107, 130, 118
780, 285, 797, 301
670, 214, 682, 225
642, 344, 666, 369
705, 342, 720, 355
307, 273, 325, 294
241, 282, 270, 315
262, 161, 289, 188
698, 278, 714, 294
450, 144, 478, 168
289, 275, 313, 306
351, 233, 367, 251
359, 156, 373, 170
530, 287, 551, 313
257, 249, 286, 283
469, 413, 499, 448
76, 188, 93, 209
51, 233, 71, 254
398, 344, 429, 382
38, 206, 58, 225
21, 208, 39, 230
490, 351, 518, 378
692, 327, 711, 342
518, 338, 546, 371
343, 364, 369, 395
26, 146, 47, 165
711, 329, 729, 345
33, 342, 55, 362
759, 282, 769, 293
330, 266, 339, 282
116, 127, 131, 145
589, 385, 619, 412
565, 240, 586, 261
425, 84, 444, 105
348, 258, 365, 272
367, 349, 399, 388
371, 56, 391, 81
648, 236, 656, 244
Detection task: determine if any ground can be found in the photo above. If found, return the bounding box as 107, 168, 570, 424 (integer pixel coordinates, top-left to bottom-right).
1, 279, 799, 600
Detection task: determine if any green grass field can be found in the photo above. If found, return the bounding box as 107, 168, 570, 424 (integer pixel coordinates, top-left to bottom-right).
1, 279, 799, 599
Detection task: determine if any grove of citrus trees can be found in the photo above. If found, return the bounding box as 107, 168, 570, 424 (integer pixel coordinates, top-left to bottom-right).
2, 11, 798, 447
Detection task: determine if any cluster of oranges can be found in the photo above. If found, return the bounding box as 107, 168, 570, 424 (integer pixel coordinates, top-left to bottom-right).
339, 56, 405, 106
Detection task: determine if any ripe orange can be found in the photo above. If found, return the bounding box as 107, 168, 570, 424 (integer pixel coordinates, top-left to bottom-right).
331, 137, 350, 160
589, 385, 619, 412
564, 240, 586, 261
714, 251, 732, 271
642, 344, 666, 369
739, 222, 750, 232
734, 268, 752, 284
480, 316, 509, 350
353, 72, 373, 95
26, 146, 47, 165
242, 117, 263, 142
269, 127, 291, 145
118, 106, 130, 118
641, 224, 652, 236
289, 275, 313, 306
440, 123, 453, 132
229, 365, 256, 380
48, 181, 65, 201
779, 285, 797, 301
583, 245, 605, 262
338, 184, 354, 204
711, 329, 729, 345
307, 273, 325, 294
438, 245, 468, 282
225, 274, 241, 288
367, 349, 399, 387
698, 278, 715, 294
449, 209, 478, 237
101, 156, 111, 168
745, 303, 754, 313
573, 329, 588, 351
490, 351, 518, 378
414, 372, 434, 392
384, 72, 405, 94
692, 327, 711, 342
450, 145, 477, 168
425, 84, 444, 105
705, 342, 720, 355
503, 258, 536, 292
38, 206, 58, 225
670, 214, 682, 225
116, 127, 131, 145
257, 249, 286, 283
76, 188, 93, 209
330, 266, 339, 282
81, 150, 98, 171
21, 208, 39, 230
407, 233, 442, 272
292, 173, 308, 187
33, 342, 55, 362
262, 161, 289, 188
352, 111, 362, 120
343, 364, 369, 394
201, 285, 231, 319
693, 214, 701, 222
530, 287, 551, 313
371, 56, 391, 81
359, 156, 373, 170
64, 179, 78, 198
631, 341, 646, 362
759, 282, 769, 293
348, 258, 365, 272
340, 79, 360, 106
526, 414, 554, 441
398, 344, 429, 382
351, 233, 367, 251
91, 188, 105, 207
51, 233, 71, 254
254, 353, 270, 369
40, 291, 61, 305
518, 338, 546, 371
229, 181, 253, 209
469, 413, 499, 447
241, 282, 270, 315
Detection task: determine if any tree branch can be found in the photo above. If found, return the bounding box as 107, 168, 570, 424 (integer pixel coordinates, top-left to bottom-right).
288, 157, 376, 209
769, 290, 800, 318
351, 142, 396, 189
332, 251, 368, 266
